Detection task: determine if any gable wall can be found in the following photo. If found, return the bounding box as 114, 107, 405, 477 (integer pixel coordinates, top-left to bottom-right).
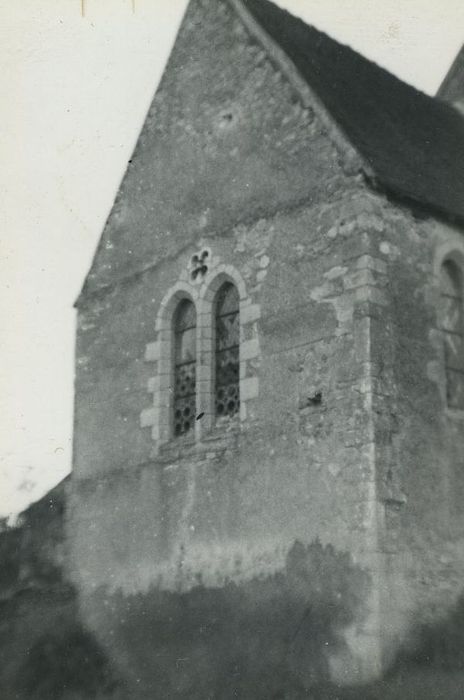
69, 5, 392, 672
68, 0, 464, 690
81, 0, 355, 298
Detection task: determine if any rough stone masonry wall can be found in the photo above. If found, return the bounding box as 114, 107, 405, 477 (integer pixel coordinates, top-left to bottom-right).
70, 180, 396, 693
346, 192, 464, 665
81, 0, 360, 298
69, 0, 399, 690
72, 188, 380, 582
71, 0, 378, 590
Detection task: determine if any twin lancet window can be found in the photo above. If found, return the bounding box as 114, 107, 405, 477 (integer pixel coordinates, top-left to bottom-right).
440, 259, 464, 410
173, 283, 240, 437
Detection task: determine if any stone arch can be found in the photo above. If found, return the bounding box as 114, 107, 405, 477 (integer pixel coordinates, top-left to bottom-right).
142, 281, 199, 449
199, 265, 248, 306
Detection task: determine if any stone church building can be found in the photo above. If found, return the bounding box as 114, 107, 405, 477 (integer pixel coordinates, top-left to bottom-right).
69, 0, 464, 695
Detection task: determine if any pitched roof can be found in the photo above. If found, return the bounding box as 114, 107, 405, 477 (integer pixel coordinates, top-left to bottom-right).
437, 45, 464, 105
242, 0, 464, 224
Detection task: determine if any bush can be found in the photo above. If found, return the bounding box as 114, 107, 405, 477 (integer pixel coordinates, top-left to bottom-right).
17, 624, 121, 699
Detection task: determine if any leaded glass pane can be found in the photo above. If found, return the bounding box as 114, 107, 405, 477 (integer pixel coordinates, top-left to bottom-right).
175, 326, 196, 365
175, 299, 197, 333
215, 283, 239, 418
174, 300, 196, 437
216, 347, 239, 386
216, 382, 240, 418
175, 362, 196, 398
216, 283, 239, 316
441, 260, 464, 409
216, 313, 240, 352
174, 392, 196, 437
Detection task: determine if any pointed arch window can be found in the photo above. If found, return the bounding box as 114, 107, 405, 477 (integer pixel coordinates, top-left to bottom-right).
173, 299, 197, 437
215, 282, 240, 418
440, 259, 464, 409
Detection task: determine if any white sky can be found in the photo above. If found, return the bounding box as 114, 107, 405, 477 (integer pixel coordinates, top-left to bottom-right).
1, 0, 463, 519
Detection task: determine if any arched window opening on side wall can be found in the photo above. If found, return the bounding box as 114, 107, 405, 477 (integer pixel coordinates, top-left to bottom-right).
440, 259, 464, 409
215, 282, 240, 419
173, 299, 197, 436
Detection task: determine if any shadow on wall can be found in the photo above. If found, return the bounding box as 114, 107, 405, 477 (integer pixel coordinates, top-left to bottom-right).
91, 540, 371, 699
3, 480, 464, 700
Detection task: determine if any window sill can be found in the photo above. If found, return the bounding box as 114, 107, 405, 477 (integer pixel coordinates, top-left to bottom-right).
200, 419, 241, 448
157, 434, 196, 461
154, 416, 241, 462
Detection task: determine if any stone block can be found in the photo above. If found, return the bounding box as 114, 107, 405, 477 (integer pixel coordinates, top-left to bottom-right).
140, 406, 157, 428
344, 269, 377, 290
241, 303, 261, 324
240, 338, 260, 361
241, 376, 259, 401
354, 286, 388, 306
356, 255, 387, 274
147, 376, 159, 393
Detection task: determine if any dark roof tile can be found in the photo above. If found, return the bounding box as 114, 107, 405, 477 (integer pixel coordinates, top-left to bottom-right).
244, 0, 464, 223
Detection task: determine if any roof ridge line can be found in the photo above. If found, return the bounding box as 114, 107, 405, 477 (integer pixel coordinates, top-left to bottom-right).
226, 0, 374, 181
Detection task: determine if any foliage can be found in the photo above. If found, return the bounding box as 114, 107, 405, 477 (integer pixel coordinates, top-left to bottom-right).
16, 623, 121, 700
0, 525, 22, 593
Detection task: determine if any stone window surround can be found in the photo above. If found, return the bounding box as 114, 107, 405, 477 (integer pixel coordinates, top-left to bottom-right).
141, 263, 261, 452
434, 241, 464, 419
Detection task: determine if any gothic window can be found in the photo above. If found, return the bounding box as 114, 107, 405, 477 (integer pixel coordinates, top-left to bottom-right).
173, 299, 197, 436
215, 282, 240, 418
440, 259, 464, 409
